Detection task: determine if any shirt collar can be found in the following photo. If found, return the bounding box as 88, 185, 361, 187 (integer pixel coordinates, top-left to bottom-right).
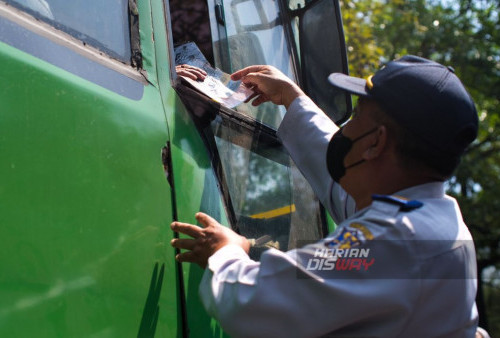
393, 181, 445, 200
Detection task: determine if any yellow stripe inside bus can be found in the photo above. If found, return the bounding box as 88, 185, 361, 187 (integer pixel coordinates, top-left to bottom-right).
250, 204, 296, 219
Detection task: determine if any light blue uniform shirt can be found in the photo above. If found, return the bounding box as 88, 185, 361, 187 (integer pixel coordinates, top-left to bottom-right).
199, 96, 478, 337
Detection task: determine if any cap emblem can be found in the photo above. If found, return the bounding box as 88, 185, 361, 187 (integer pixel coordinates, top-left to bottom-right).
366, 75, 374, 90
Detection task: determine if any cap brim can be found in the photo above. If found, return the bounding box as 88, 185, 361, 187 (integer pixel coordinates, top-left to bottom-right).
328, 73, 371, 97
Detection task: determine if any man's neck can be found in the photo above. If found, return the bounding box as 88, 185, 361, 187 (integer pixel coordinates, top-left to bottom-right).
354, 175, 441, 210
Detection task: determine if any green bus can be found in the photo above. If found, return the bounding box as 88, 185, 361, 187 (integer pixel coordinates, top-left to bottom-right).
0, 0, 349, 336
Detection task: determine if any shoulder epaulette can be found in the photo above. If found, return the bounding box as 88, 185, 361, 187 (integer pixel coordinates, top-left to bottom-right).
371, 194, 423, 212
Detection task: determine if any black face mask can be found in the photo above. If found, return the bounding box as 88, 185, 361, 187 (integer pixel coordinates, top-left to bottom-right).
327, 126, 379, 183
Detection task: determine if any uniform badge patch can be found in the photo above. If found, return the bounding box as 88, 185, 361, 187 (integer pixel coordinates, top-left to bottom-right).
325, 223, 374, 249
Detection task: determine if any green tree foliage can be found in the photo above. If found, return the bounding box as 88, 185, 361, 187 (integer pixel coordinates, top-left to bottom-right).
342, 0, 500, 332
341, 0, 385, 77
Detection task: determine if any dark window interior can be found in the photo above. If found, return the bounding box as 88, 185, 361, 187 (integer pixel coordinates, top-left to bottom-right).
169, 0, 214, 66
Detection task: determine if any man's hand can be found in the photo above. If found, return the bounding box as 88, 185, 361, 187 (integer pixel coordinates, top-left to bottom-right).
175, 64, 207, 81
170, 212, 250, 269
231, 65, 305, 108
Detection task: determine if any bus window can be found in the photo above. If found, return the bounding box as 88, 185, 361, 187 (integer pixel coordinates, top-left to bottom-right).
211, 115, 324, 258
204, 0, 296, 129
170, 0, 349, 126
288, 0, 350, 124
209, 0, 295, 76
4, 0, 132, 62
167, 0, 285, 134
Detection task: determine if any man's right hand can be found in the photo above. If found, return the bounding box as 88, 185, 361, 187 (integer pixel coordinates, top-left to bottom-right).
231, 65, 305, 109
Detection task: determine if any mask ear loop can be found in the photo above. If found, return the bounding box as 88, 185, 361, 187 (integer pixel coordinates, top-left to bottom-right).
344, 158, 366, 170
351, 126, 379, 143
344, 126, 380, 170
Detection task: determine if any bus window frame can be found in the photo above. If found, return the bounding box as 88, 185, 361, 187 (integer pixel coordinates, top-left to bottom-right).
0, 0, 144, 76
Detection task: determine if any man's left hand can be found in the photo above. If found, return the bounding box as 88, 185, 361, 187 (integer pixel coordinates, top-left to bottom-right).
170, 212, 250, 268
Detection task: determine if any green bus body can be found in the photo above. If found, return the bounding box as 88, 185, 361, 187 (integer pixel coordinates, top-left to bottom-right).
0, 0, 348, 336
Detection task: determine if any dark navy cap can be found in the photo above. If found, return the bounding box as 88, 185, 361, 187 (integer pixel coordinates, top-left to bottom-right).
328, 55, 478, 155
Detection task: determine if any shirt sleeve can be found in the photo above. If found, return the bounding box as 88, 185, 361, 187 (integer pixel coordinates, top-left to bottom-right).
276, 96, 356, 224
198, 221, 418, 338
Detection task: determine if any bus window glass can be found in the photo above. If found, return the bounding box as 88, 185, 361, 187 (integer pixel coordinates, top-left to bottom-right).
288, 0, 351, 124
207, 0, 296, 129
4, 0, 131, 62
211, 116, 324, 259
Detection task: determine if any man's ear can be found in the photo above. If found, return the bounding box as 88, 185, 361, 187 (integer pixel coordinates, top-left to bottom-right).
363, 125, 387, 160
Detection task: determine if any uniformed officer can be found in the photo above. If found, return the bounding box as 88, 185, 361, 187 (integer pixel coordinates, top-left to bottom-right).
171, 56, 479, 337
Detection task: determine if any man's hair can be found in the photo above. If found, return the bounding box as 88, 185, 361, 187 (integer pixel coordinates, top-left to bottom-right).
369, 100, 462, 180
